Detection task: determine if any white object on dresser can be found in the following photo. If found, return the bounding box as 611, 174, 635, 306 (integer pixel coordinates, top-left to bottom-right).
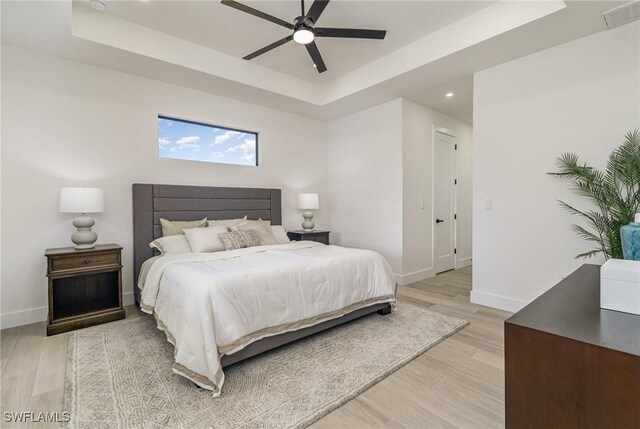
600, 259, 640, 316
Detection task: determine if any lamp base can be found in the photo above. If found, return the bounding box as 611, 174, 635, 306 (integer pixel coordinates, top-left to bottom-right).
71, 214, 98, 249
302, 211, 315, 231
73, 243, 96, 250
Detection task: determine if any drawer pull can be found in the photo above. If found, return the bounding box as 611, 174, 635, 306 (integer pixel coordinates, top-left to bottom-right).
83, 259, 91, 264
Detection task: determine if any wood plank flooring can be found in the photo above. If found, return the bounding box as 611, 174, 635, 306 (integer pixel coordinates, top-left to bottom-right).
0, 266, 511, 428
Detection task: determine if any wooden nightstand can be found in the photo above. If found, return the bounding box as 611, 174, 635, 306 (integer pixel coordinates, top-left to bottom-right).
45, 243, 125, 336
287, 230, 330, 245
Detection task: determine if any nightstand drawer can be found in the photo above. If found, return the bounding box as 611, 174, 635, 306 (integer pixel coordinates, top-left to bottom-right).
310, 235, 329, 245
50, 252, 119, 273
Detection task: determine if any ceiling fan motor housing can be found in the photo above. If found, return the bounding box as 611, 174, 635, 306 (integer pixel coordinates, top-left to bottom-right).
294, 16, 316, 29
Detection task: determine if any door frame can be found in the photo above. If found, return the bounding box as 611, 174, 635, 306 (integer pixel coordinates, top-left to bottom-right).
432, 126, 458, 273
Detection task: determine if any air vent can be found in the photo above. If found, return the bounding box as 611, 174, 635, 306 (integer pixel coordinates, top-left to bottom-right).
603, 1, 640, 29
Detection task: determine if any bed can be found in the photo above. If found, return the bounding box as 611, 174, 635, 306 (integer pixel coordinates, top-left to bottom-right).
132, 183, 396, 396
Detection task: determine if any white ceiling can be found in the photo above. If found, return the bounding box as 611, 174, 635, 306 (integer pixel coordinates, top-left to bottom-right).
1, 1, 626, 124
101, 0, 494, 83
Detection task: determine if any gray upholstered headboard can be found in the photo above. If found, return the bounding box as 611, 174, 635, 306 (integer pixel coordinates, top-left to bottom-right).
132, 183, 282, 305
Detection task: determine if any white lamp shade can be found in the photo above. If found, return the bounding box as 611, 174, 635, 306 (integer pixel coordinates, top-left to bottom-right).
298, 193, 319, 210
59, 187, 105, 213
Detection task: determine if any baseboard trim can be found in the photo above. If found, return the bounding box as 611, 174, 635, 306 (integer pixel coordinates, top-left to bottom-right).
456, 257, 472, 269
123, 291, 134, 306
470, 290, 528, 312
0, 306, 48, 329
1, 292, 136, 329
396, 268, 435, 286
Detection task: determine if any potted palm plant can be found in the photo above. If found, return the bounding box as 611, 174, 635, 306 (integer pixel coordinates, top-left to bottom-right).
549, 129, 640, 260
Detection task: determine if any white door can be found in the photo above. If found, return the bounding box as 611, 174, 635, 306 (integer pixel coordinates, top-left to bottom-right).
434, 132, 456, 274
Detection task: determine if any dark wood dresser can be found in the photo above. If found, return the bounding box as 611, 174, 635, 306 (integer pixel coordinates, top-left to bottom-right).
287, 230, 330, 244
505, 264, 640, 429
45, 243, 125, 335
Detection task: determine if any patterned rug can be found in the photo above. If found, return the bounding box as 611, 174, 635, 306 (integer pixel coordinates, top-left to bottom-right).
64, 302, 467, 429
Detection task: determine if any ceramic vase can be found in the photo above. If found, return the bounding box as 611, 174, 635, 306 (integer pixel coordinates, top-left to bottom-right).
621, 219, 640, 260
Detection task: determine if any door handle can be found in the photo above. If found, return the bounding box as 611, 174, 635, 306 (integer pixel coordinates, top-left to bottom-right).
436, 219, 445, 224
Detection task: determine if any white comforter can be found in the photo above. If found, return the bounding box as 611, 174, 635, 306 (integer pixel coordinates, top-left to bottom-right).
140, 241, 396, 396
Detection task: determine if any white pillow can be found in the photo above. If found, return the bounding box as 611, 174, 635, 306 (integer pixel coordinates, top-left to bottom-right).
207, 216, 247, 228
271, 225, 290, 244
184, 226, 229, 253
232, 219, 271, 231
150, 235, 191, 255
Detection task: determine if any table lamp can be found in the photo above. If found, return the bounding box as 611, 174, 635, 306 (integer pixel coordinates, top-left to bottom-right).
298, 193, 319, 231
59, 187, 105, 249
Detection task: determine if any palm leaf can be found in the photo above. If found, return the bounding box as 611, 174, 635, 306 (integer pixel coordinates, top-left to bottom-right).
549, 129, 640, 259
575, 249, 602, 259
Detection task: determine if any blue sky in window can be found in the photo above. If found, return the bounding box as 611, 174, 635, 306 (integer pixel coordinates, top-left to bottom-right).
158, 117, 257, 166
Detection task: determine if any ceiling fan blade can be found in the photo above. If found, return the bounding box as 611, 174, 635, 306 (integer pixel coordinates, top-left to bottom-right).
315, 28, 386, 39
305, 0, 329, 24
221, 0, 294, 30
305, 41, 327, 73
243, 35, 293, 60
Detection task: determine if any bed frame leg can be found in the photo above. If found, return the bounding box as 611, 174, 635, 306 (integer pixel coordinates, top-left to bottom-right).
377, 305, 392, 316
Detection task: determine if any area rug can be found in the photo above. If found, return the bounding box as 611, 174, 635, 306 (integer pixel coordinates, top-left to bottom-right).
64, 302, 467, 429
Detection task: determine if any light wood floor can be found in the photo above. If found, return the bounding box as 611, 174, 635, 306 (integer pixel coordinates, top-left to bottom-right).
1, 266, 511, 428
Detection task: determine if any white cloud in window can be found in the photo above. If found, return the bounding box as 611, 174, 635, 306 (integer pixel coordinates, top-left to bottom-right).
226, 139, 256, 162
175, 136, 201, 150
212, 130, 242, 145
176, 136, 200, 144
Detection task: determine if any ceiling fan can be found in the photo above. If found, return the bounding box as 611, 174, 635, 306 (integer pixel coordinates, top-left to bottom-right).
221, 0, 387, 73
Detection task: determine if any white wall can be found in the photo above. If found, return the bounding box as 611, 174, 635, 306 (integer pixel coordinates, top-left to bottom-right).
327, 99, 404, 273
0, 45, 328, 328
402, 99, 473, 284
327, 98, 473, 282
472, 22, 640, 312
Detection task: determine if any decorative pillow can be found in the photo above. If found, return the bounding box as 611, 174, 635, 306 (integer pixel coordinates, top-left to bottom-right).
233, 219, 270, 231
160, 218, 207, 236
184, 226, 228, 253
206, 216, 247, 229
237, 222, 278, 245
150, 235, 192, 255
270, 225, 291, 244
239, 230, 261, 248
218, 230, 260, 251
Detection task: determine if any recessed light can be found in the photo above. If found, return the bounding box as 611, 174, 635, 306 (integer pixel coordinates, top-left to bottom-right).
445, 92, 454, 98
90, 0, 106, 11
313, 64, 317, 68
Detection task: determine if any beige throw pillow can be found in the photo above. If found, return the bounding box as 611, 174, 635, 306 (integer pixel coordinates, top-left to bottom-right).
218, 230, 260, 251
237, 222, 278, 245
206, 216, 247, 229
150, 235, 192, 255
270, 225, 290, 244
160, 218, 207, 236
184, 226, 228, 253
233, 219, 270, 230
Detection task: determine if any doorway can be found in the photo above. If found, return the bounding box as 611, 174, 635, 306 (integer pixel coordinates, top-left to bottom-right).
434, 131, 457, 274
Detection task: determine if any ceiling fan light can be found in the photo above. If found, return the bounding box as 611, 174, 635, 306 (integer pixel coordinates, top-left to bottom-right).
293, 28, 315, 44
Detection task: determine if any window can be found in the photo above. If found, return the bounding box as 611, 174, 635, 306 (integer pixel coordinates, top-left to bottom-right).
158, 116, 258, 166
